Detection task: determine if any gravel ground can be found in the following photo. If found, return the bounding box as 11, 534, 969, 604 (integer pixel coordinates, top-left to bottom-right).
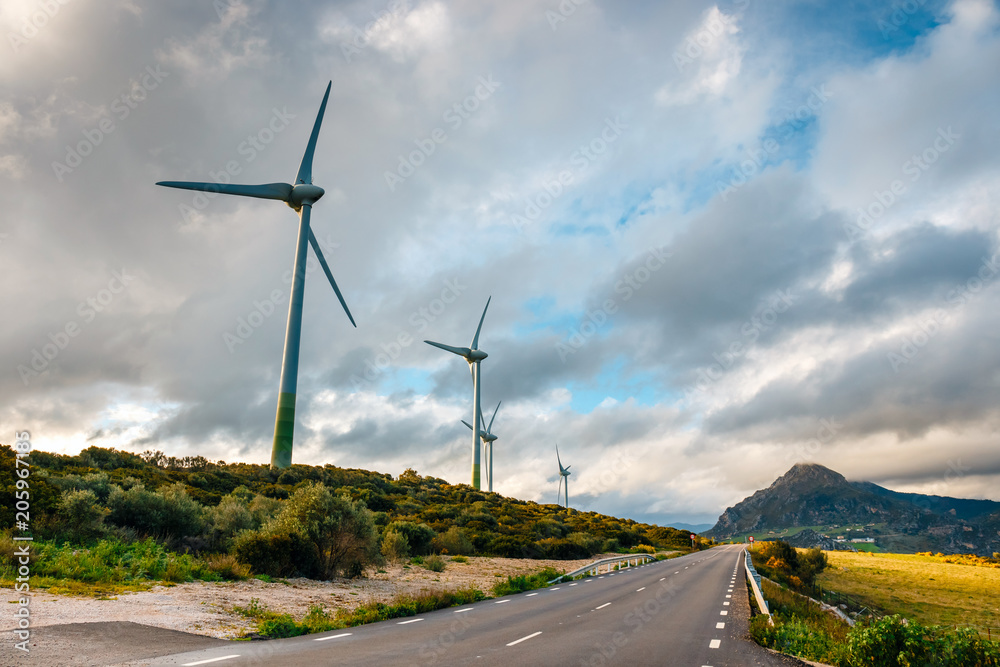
0, 554, 624, 640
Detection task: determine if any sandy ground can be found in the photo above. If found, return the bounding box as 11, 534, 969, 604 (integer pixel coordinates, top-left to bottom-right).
0, 554, 631, 639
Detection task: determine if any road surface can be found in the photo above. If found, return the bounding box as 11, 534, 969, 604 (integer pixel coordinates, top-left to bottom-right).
121, 544, 804, 666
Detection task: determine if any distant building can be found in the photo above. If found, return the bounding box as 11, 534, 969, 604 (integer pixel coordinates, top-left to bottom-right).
850, 537, 875, 543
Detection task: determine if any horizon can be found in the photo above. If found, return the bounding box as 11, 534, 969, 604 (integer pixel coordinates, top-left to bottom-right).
4, 0, 1000, 528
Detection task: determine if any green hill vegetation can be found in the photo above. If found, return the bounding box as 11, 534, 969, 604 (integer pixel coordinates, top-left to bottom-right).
0, 445, 703, 591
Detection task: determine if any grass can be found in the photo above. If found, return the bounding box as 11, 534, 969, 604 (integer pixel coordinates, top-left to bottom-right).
0, 536, 250, 597
817, 550, 1000, 631
491, 567, 563, 596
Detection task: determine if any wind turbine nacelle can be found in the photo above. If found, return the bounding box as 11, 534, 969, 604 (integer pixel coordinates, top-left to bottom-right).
288, 184, 325, 210
468, 349, 488, 362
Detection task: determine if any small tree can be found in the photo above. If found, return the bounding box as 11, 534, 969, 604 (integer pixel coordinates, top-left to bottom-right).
381, 529, 409, 562
271, 482, 380, 578
58, 489, 108, 541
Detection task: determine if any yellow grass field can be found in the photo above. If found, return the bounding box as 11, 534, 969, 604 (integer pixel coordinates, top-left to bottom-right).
817, 551, 1000, 632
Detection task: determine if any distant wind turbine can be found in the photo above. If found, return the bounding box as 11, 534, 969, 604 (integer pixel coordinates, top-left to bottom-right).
156, 82, 356, 470
556, 445, 571, 508
463, 400, 500, 492
426, 297, 491, 489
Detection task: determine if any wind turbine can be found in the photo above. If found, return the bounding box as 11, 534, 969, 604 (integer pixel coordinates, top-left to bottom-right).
156, 82, 356, 470
556, 445, 571, 508
463, 401, 500, 492
426, 297, 490, 489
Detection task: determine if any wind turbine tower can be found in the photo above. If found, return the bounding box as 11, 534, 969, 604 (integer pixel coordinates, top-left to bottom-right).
556, 445, 572, 508
426, 298, 491, 489
156, 82, 356, 469
463, 401, 500, 491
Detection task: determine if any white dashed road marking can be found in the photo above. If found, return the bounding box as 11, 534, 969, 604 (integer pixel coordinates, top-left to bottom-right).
636, 587, 645, 592
710, 639, 721, 649
720, 610, 728, 615
454, 608, 472, 613
507, 631, 542, 647
716, 622, 725, 629
398, 618, 423, 625
495, 600, 510, 604
595, 603, 611, 610
183, 657, 241, 666
315, 633, 352, 641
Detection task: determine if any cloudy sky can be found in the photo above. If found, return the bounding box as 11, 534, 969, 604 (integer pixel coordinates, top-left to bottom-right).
3, 0, 999, 528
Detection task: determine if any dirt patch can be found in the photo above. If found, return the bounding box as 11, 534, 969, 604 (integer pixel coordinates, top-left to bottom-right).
0, 554, 636, 639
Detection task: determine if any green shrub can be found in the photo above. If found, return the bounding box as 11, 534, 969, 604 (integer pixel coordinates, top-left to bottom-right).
204, 553, 251, 580
386, 521, 437, 556
270, 483, 380, 578
424, 554, 445, 572
58, 489, 109, 540
434, 526, 474, 555
232, 529, 323, 579
451, 555, 469, 563
492, 567, 562, 597
381, 529, 409, 562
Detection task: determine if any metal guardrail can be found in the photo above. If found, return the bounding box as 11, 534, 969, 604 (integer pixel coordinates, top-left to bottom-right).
744, 548, 773, 625
548, 554, 656, 583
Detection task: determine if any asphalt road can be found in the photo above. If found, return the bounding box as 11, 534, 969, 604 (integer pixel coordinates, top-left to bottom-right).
126, 544, 805, 667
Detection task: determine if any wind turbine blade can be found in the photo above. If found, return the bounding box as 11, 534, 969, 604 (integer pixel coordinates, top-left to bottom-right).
424, 340, 471, 358
556, 445, 563, 469
156, 181, 293, 201
487, 401, 501, 432
307, 228, 356, 327
295, 81, 332, 185
470, 296, 491, 349
462, 420, 473, 431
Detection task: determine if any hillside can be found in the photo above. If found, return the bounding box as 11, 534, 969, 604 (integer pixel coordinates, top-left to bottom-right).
706, 463, 1000, 555
1, 445, 700, 564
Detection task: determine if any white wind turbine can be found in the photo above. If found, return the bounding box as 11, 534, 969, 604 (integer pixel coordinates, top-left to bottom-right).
556, 445, 572, 508
156, 82, 355, 470
463, 401, 500, 492
425, 297, 491, 489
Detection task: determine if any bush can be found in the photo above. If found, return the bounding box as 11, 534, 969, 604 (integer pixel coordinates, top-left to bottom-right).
270, 482, 381, 578
381, 530, 409, 562
204, 553, 251, 580
386, 521, 437, 556
58, 489, 108, 541
492, 567, 562, 596
232, 529, 323, 579
424, 554, 445, 572
451, 555, 469, 563
753, 541, 827, 588
434, 526, 474, 555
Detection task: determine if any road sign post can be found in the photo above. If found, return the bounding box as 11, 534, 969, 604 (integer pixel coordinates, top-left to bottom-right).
748, 535, 755, 550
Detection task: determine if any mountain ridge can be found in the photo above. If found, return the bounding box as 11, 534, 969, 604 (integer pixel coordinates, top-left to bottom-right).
706, 463, 1000, 555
